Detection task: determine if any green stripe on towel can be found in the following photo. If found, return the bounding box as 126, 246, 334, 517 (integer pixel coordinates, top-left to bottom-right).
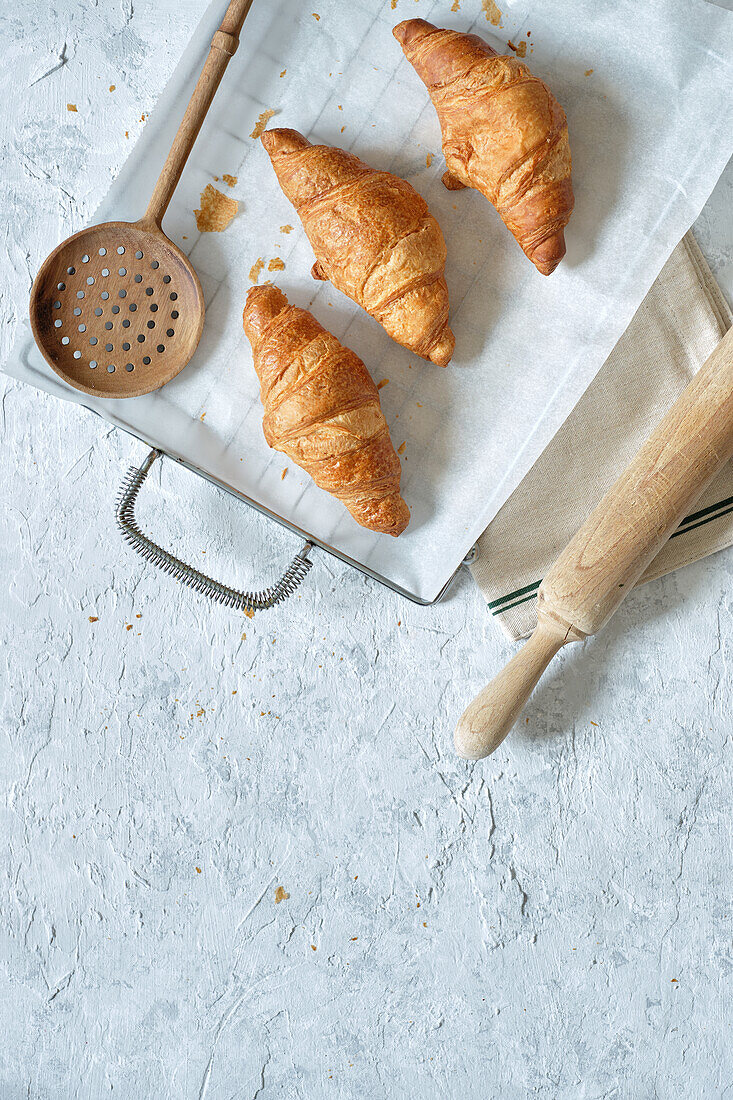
490, 495, 733, 616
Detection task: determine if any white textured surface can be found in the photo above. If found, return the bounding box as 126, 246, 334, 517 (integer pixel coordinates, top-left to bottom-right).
1, 3, 732, 1097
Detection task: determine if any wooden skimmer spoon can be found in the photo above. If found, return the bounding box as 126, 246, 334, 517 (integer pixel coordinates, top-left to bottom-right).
30, 0, 254, 399
455, 325, 733, 759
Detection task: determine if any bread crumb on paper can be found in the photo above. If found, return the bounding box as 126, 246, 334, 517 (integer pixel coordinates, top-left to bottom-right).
397, 441, 406, 455
67, 103, 77, 112
280, 224, 293, 234
507, 39, 526, 57
312, 12, 320, 19
426, 153, 433, 167
482, 0, 502, 26
268, 257, 285, 272
280, 69, 287, 77
109, 84, 116, 92
249, 257, 265, 283
195, 184, 238, 232
281, 468, 288, 480
244, 607, 255, 620
274, 886, 290, 903
391, 0, 398, 9
250, 108, 277, 139
585, 68, 594, 76
222, 173, 237, 187
88, 615, 98, 622
377, 378, 389, 390
451, 0, 460, 10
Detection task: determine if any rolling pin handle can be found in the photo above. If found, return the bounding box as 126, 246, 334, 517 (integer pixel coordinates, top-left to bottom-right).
454, 613, 581, 760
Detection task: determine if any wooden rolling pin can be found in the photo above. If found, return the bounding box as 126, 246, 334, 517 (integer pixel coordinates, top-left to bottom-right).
455, 325, 733, 760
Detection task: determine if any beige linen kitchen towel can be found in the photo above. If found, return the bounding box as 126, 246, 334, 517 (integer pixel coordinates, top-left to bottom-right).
471, 233, 733, 641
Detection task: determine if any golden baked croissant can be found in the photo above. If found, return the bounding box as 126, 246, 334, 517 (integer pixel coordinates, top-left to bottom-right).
394, 19, 574, 275
260, 128, 455, 366
243, 285, 410, 537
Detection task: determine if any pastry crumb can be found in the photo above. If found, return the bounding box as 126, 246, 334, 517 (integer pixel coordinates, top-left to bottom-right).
67, 103, 77, 112
391, 0, 397, 8
507, 39, 527, 57
340, 125, 346, 133
268, 257, 285, 271
244, 607, 255, 620
195, 184, 238, 232
451, 0, 460, 10
280, 69, 287, 77
482, 0, 502, 26
109, 84, 116, 92
88, 615, 98, 622
312, 12, 320, 19
280, 224, 293, 234
249, 257, 265, 283
140, 112, 148, 122
124, 130, 129, 138
274, 886, 290, 903
397, 441, 406, 455
377, 378, 389, 390
250, 108, 277, 139
281, 468, 288, 480
222, 173, 237, 187
585, 68, 594, 76
426, 153, 433, 167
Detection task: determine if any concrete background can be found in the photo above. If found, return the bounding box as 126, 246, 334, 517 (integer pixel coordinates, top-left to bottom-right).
1, 2, 731, 1097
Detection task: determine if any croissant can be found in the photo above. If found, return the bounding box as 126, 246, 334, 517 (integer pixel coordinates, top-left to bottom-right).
243, 285, 410, 537
394, 19, 574, 275
260, 128, 455, 366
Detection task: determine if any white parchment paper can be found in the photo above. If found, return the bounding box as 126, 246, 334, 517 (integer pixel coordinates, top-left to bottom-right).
5, 0, 733, 602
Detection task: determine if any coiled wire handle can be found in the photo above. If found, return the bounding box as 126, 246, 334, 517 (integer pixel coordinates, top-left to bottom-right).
115, 449, 313, 612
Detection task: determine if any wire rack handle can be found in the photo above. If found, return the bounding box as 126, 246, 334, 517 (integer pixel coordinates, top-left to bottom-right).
115, 449, 313, 613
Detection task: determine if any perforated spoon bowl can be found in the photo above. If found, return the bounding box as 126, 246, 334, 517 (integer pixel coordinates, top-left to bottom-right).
30, 0, 254, 399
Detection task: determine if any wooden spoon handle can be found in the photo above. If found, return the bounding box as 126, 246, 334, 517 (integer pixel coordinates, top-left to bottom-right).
455, 323, 733, 760
143, 0, 255, 227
